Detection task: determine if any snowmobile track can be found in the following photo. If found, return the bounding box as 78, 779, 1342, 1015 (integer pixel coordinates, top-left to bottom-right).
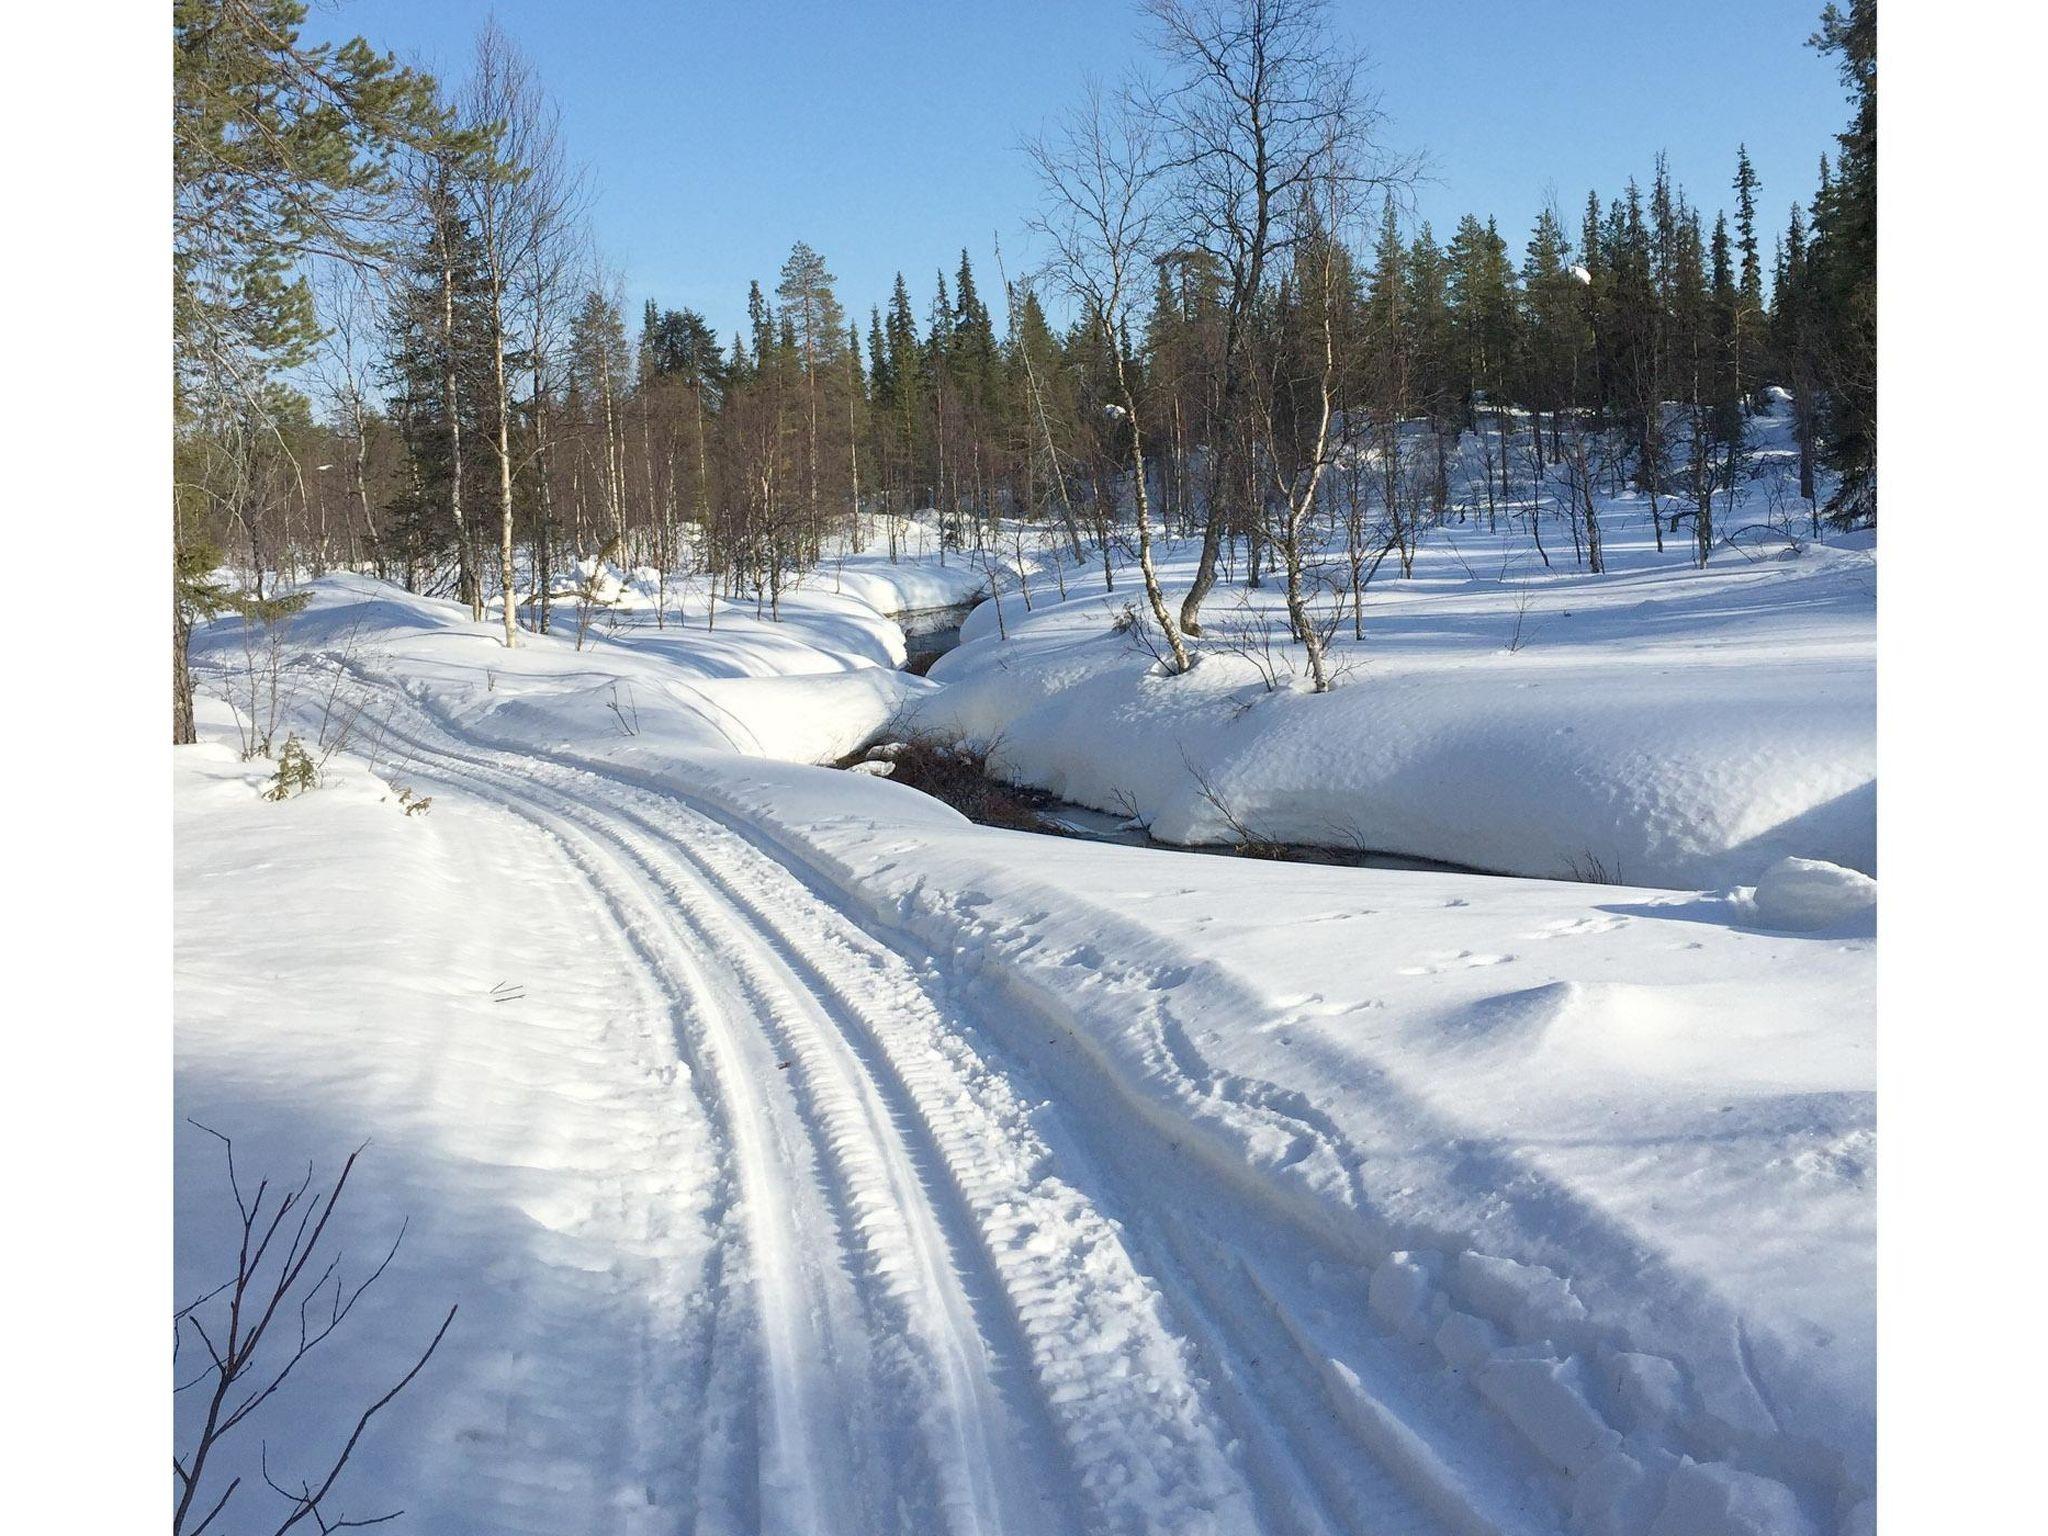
366, 688, 1577, 1536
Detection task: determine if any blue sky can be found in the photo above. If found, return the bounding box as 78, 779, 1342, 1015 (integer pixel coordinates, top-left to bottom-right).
307, 1, 1849, 340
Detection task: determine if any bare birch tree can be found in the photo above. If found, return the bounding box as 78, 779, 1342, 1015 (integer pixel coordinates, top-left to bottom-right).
1144, 0, 1413, 637
1027, 83, 1192, 674
460, 22, 584, 647
1251, 151, 1357, 692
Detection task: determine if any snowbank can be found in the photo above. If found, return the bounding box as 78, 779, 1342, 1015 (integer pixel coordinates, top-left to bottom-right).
1749, 856, 1879, 933
816, 550, 989, 617
917, 506, 1875, 890
192, 571, 928, 773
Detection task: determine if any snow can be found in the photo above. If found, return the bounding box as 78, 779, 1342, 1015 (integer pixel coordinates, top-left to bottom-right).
799, 546, 990, 619
918, 463, 1873, 893
177, 428, 1873, 1534
1749, 856, 1879, 932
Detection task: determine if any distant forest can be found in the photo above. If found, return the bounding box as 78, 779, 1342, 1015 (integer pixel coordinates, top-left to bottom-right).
173, 0, 1875, 735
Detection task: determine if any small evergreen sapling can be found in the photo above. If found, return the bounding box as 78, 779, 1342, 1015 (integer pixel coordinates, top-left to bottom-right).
263, 734, 320, 800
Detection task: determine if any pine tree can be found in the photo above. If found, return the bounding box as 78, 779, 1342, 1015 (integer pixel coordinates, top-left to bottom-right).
776, 240, 848, 543
950, 249, 999, 412
1409, 224, 1458, 499
173, 0, 446, 741
867, 306, 890, 402
1670, 200, 1718, 560
1519, 205, 1588, 472
746, 280, 775, 364
884, 274, 922, 522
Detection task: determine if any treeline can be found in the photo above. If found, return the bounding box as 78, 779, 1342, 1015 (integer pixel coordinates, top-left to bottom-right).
173, 0, 1875, 733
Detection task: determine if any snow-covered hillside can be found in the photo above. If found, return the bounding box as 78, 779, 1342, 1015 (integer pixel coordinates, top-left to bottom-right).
177, 495, 1873, 1535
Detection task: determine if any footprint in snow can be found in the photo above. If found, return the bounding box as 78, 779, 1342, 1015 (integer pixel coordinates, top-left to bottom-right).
1396, 950, 1515, 976
1527, 914, 1630, 939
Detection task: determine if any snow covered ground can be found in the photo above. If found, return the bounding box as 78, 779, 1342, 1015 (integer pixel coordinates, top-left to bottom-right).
177, 484, 1874, 1534
919, 508, 1873, 890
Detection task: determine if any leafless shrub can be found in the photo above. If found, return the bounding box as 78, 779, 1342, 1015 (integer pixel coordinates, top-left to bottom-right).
219, 613, 298, 761
174, 1125, 457, 1536
1210, 590, 1294, 692
1111, 597, 1183, 674
302, 619, 374, 772
1564, 848, 1622, 885
1506, 586, 1540, 653
1179, 748, 1289, 859
604, 681, 640, 737
1104, 784, 1150, 830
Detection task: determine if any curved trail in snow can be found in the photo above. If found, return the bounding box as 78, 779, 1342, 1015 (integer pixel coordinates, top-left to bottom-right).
366, 687, 1573, 1536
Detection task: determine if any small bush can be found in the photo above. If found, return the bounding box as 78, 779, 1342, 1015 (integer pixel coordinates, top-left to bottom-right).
262, 734, 319, 800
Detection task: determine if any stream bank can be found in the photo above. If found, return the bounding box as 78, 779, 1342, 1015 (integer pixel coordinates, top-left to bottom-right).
839, 735, 1488, 875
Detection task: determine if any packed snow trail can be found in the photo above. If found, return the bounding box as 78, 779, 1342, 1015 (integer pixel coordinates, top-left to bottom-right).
363, 679, 1581, 1536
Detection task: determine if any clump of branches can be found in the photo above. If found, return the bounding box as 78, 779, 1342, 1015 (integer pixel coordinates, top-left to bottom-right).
604, 680, 641, 737
1179, 748, 1291, 859
839, 731, 1056, 833
1208, 589, 1295, 692
1564, 848, 1623, 885
174, 1125, 457, 1536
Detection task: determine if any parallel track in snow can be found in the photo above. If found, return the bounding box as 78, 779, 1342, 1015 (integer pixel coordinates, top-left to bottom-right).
366, 690, 1566, 1536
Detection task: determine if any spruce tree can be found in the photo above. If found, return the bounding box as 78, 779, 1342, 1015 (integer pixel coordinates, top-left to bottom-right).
1732, 145, 1768, 407
1709, 211, 1746, 518
1806, 0, 1877, 523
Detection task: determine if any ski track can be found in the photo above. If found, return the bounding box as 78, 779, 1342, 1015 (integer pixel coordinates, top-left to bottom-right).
362, 682, 1589, 1536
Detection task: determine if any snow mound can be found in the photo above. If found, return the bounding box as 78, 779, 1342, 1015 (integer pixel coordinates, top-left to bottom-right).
1750, 856, 1877, 932
920, 509, 1875, 889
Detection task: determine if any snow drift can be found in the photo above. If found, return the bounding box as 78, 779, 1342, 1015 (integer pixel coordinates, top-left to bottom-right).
918, 503, 1875, 891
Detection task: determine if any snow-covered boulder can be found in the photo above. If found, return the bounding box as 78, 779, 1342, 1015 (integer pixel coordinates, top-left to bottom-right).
1751, 856, 1877, 931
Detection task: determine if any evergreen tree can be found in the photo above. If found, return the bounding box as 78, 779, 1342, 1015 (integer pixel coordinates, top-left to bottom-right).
746, 279, 775, 363
1709, 211, 1746, 495
884, 273, 922, 512
950, 249, 999, 410
1519, 205, 1589, 467
640, 304, 727, 401
173, 0, 446, 741
1806, 0, 1877, 523
1405, 224, 1455, 449
1772, 202, 1822, 505
867, 306, 890, 402
379, 204, 498, 583
776, 240, 848, 537
1731, 145, 1768, 407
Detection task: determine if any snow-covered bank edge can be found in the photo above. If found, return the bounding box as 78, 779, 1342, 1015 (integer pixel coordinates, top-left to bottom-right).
913, 507, 1876, 893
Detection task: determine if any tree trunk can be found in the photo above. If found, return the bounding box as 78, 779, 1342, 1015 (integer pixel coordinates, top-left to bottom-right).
494, 312, 518, 648
439, 241, 476, 619
172, 591, 196, 745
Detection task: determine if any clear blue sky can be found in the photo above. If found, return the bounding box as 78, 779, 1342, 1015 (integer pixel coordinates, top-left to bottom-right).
306, 0, 1848, 340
